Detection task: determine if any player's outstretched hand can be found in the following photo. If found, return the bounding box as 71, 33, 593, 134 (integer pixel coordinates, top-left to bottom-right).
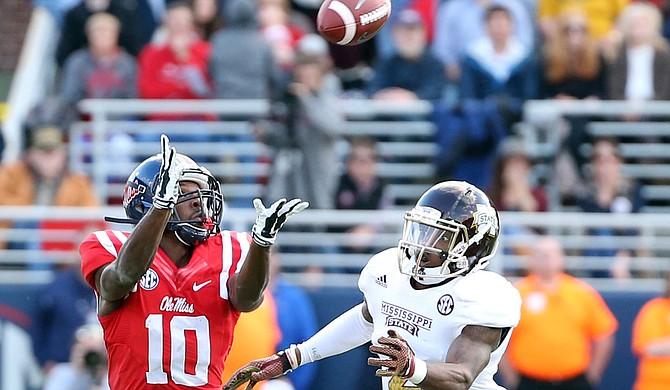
368, 330, 416, 377
223, 347, 299, 390
251, 198, 309, 247
153, 134, 184, 210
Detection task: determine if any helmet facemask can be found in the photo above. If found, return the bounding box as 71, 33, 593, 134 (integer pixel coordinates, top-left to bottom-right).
168, 167, 224, 246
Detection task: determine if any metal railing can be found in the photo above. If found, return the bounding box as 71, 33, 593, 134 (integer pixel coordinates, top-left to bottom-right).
73, 98, 437, 206
0, 206, 668, 292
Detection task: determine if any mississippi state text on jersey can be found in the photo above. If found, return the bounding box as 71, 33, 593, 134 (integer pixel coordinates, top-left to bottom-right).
360, 248, 521, 390
80, 229, 251, 389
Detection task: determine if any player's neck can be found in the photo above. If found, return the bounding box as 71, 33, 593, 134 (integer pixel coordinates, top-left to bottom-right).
410, 276, 454, 290
160, 234, 194, 268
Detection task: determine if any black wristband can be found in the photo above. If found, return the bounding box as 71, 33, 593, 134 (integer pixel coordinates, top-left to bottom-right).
278, 351, 292, 374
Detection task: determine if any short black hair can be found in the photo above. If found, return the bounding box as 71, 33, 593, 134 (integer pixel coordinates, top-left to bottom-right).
485, 5, 512, 22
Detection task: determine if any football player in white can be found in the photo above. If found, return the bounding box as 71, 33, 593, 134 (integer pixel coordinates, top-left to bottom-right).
224, 181, 521, 390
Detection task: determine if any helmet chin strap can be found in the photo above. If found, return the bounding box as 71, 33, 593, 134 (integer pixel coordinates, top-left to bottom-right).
174, 230, 193, 246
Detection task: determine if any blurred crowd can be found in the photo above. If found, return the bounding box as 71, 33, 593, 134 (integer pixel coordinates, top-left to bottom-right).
4, 0, 668, 278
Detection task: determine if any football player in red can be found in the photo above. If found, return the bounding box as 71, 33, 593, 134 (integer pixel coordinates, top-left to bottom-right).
79, 134, 308, 389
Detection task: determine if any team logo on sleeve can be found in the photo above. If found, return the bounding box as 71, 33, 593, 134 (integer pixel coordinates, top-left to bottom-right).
140, 269, 160, 290
437, 294, 454, 316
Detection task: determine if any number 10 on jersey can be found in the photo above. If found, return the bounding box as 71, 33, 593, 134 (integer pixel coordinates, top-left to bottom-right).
146, 314, 211, 386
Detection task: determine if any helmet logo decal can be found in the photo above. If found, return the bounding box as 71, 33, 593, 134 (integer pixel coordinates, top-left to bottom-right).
437, 294, 455, 316
140, 268, 160, 290
123, 181, 146, 207
473, 204, 498, 237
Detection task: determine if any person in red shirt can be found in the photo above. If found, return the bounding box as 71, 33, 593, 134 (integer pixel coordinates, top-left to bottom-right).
79, 134, 308, 389
137, 1, 212, 120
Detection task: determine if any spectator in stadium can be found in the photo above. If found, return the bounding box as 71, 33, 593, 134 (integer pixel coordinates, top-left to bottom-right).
221, 291, 283, 390
269, 250, 318, 390
488, 137, 548, 263
258, 0, 306, 75
137, 1, 213, 115
459, 4, 538, 128
209, 0, 282, 100
433, 0, 535, 84
540, 9, 607, 100
0, 103, 99, 253
193, 0, 222, 40
631, 270, 670, 390
225, 181, 522, 390
536, 0, 627, 48
0, 122, 97, 209
489, 136, 548, 213
59, 12, 137, 106
32, 255, 97, 372
540, 8, 609, 185
333, 137, 394, 255
576, 138, 643, 278
499, 235, 618, 390
633, 0, 670, 39
367, 9, 446, 102
255, 55, 344, 209
42, 323, 110, 390
296, 34, 342, 97
607, 2, 670, 101
78, 135, 308, 389
56, 0, 141, 67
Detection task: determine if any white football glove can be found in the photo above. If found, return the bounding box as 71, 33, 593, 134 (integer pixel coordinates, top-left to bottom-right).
153, 134, 184, 210
251, 198, 309, 247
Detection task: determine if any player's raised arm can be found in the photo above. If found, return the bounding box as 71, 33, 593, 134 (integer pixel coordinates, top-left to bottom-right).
368, 325, 506, 390
227, 198, 308, 312
95, 135, 183, 312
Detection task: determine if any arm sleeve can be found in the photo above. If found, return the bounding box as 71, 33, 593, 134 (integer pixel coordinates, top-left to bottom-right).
296, 303, 374, 365
586, 287, 618, 339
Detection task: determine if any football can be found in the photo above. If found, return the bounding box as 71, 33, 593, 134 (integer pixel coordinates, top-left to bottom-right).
316, 0, 392, 46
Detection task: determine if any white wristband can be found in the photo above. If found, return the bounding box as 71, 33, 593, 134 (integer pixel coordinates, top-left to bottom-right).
408, 358, 427, 384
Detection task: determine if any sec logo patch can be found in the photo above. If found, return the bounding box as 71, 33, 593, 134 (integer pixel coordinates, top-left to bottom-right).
437, 294, 454, 316
140, 269, 160, 290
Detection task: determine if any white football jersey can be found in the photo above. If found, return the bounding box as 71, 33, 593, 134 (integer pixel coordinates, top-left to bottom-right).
359, 248, 521, 390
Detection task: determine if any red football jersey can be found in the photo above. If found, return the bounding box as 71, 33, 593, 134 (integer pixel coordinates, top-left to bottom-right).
80, 229, 251, 389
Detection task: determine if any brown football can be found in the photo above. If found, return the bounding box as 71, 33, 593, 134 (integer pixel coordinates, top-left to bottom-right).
316, 0, 392, 46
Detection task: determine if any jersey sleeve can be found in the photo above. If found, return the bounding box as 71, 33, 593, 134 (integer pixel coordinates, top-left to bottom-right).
79, 230, 127, 292
219, 231, 252, 301
455, 271, 522, 329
